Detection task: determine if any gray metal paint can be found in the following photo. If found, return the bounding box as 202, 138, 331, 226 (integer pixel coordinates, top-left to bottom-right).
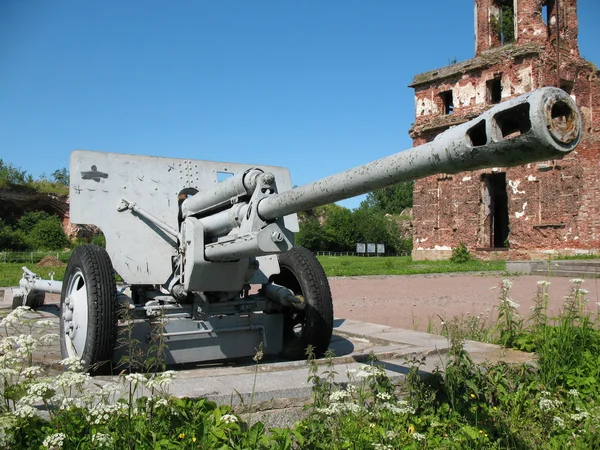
257, 87, 580, 221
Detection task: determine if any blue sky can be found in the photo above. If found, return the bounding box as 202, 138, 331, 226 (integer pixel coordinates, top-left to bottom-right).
2, 0, 599, 209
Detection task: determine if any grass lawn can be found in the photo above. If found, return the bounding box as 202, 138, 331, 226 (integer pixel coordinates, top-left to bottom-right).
0, 256, 506, 286
0, 264, 66, 287
317, 255, 506, 277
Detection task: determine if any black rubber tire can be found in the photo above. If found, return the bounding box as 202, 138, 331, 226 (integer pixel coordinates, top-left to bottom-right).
12, 290, 45, 309
270, 246, 334, 359
59, 244, 117, 374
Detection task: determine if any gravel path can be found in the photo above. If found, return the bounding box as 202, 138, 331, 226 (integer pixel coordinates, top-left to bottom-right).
329, 273, 600, 332
8, 273, 599, 335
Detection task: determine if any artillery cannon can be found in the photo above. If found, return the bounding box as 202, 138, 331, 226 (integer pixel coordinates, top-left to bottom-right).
14, 87, 581, 372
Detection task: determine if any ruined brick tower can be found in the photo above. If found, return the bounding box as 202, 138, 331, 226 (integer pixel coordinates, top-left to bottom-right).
410, 0, 600, 260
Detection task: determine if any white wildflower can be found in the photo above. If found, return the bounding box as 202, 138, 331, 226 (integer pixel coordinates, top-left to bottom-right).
0, 368, 18, 378
539, 398, 562, 411
22, 366, 43, 378
379, 400, 415, 415
541, 390, 551, 397
91, 432, 113, 448
42, 432, 65, 450
54, 371, 90, 390
0, 337, 16, 353
14, 404, 37, 419
146, 370, 176, 389
412, 432, 426, 442
507, 299, 520, 309
385, 431, 398, 440
570, 411, 590, 421
59, 356, 83, 372
537, 280, 551, 287
0, 307, 30, 327
502, 279, 513, 290
346, 368, 357, 375
329, 390, 350, 402
577, 288, 590, 295
376, 392, 392, 401
100, 382, 121, 396
570, 278, 584, 284
553, 416, 566, 429
154, 398, 169, 408
39, 334, 59, 345
88, 403, 126, 425
36, 320, 54, 327
15, 334, 38, 354
0, 353, 22, 367
372, 444, 393, 450
125, 373, 148, 387
568, 389, 579, 397
221, 414, 238, 424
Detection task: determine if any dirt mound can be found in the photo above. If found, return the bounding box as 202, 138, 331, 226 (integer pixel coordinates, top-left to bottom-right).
36, 256, 66, 268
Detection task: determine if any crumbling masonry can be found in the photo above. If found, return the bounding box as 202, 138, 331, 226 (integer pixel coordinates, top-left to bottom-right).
410, 0, 600, 260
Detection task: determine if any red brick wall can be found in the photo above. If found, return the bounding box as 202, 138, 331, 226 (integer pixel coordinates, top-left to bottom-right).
411, 0, 600, 260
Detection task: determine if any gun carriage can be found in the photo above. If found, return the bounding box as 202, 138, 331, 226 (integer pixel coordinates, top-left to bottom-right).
14, 87, 581, 372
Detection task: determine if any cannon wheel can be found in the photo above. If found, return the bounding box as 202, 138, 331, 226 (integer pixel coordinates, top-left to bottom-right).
59, 244, 117, 373
270, 246, 333, 359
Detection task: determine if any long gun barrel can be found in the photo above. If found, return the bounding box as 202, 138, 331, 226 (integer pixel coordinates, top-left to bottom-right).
257, 87, 580, 220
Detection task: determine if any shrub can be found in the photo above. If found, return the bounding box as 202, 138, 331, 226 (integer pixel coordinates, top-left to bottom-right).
16, 212, 69, 251
450, 242, 472, 263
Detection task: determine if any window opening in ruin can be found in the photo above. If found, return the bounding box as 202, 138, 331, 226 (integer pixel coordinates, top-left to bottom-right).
491, 0, 515, 45
439, 90, 454, 115
487, 77, 502, 104
542, 3, 549, 25
560, 79, 574, 95
482, 173, 509, 248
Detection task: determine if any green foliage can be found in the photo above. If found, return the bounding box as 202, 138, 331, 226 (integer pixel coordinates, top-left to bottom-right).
18, 212, 70, 250
360, 181, 413, 214
0, 221, 29, 251
490, 5, 515, 44
51, 168, 69, 186
4, 277, 600, 448
297, 203, 412, 254
92, 233, 106, 248
450, 242, 472, 264
0, 160, 33, 187
0, 159, 69, 194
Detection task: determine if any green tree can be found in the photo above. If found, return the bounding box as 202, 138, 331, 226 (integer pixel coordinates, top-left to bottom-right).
51, 168, 69, 186
17, 211, 70, 250
0, 220, 30, 251
0, 160, 32, 186
295, 217, 331, 251
360, 182, 413, 214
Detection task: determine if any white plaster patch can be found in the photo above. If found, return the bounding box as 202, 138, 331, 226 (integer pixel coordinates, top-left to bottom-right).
417, 237, 428, 243
515, 202, 527, 219
455, 82, 476, 108
416, 96, 435, 117
434, 245, 452, 251
514, 67, 533, 95
533, 28, 544, 36
526, 175, 536, 181
508, 179, 525, 194
462, 176, 472, 182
